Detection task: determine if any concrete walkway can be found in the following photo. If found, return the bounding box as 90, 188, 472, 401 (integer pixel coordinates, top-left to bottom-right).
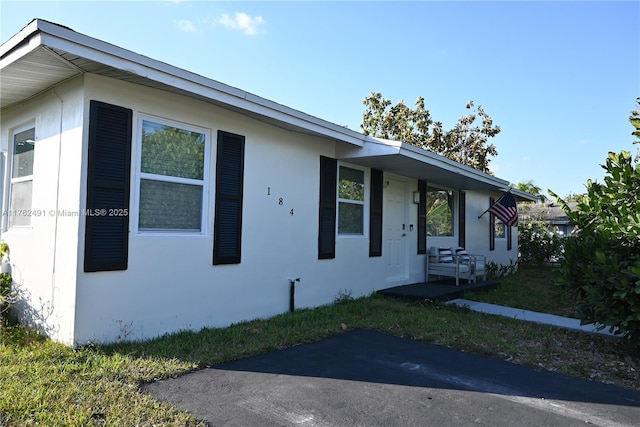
447, 299, 618, 336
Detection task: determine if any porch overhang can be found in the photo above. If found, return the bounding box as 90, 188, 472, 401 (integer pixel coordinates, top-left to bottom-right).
338, 137, 537, 201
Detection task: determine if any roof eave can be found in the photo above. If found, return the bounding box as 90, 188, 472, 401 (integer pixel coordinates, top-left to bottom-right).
1, 19, 538, 201
0, 19, 41, 58
338, 137, 539, 200
1, 19, 365, 147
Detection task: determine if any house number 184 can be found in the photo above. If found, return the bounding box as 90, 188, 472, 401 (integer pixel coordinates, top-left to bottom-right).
268, 188, 293, 215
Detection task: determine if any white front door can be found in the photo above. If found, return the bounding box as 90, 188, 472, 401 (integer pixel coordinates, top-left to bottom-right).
384, 177, 408, 281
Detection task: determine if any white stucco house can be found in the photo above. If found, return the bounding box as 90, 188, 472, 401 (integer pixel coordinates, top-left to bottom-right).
0, 19, 535, 345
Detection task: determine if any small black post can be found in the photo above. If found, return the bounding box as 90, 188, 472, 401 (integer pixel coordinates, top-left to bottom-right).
289, 278, 300, 313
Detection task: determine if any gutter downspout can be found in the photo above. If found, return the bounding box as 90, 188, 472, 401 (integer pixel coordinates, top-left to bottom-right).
50, 89, 64, 310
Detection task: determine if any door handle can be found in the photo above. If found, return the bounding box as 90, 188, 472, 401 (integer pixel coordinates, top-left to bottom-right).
402, 233, 406, 237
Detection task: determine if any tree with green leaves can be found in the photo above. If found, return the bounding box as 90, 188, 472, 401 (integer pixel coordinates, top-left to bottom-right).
551, 99, 640, 342
515, 180, 547, 203
361, 92, 499, 174
515, 180, 563, 265
630, 97, 640, 161
564, 193, 587, 203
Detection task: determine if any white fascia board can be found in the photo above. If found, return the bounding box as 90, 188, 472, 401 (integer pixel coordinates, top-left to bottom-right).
351, 136, 408, 157
0, 19, 40, 58
32, 20, 365, 147
398, 144, 538, 201
358, 136, 512, 189
510, 188, 539, 202
242, 92, 365, 146
0, 31, 42, 70
399, 141, 510, 188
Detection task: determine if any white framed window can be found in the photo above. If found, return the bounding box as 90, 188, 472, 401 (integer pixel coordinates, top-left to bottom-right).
337, 165, 365, 235
136, 116, 208, 233
426, 186, 455, 237
9, 124, 36, 227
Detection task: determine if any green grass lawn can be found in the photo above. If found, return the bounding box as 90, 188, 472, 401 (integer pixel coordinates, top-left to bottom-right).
464, 265, 578, 317
1, 266, 638, 426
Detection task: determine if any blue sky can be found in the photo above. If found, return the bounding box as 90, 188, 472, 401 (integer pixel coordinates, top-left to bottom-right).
2, 1, 638, 198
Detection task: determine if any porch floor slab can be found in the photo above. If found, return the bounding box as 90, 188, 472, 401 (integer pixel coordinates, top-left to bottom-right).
378, 279, 499, 301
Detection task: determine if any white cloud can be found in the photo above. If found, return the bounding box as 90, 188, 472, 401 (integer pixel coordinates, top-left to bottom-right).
216, 12, 265, 36
176, 19, 198, 33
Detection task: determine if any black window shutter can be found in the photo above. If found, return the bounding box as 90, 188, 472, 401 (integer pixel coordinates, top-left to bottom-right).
417, 180, 427, 254
507, 225, 513, 251
369, 169, 383, 257
318, 156, 337, 259
84, 100, 132, 272
213, 131, 245, 265
458, 190, 466, 248
489, 197, 496, 251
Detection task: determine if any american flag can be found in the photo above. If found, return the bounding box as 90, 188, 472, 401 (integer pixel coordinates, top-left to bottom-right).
489, 191, 518, 227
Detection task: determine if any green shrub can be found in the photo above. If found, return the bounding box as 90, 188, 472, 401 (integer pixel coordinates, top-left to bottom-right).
552, 151, 640, 341
0, 273, 13, 324
486, 260, 518, 279
518, 219, 564, 266
333, 289, 354, 304
0, 242, 11, 325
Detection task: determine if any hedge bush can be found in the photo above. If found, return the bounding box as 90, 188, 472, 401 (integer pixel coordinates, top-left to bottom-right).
518, 219, 564, 266
553, 151, 640, 341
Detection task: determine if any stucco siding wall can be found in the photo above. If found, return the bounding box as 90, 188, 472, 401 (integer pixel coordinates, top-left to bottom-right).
2, 72, 520, 345
74, 75, 407, 344
0, 77, 85, 345
465, 191, 518, 266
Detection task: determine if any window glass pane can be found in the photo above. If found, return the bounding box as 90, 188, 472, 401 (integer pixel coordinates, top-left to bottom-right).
141, 121, 205, 180
139, 179, 202, 230
13, 128, 35, 178
339, 167, 364, 201
10, 181, 33, 226
495, 220, 506, 238
338, 202, 363, 234
426, 188, 453, 236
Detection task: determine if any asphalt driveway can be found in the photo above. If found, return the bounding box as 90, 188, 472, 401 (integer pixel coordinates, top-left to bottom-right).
143, 330, 640, 426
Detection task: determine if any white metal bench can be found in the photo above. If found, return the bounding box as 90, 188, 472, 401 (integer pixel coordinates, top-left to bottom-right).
426, 246, 486, 286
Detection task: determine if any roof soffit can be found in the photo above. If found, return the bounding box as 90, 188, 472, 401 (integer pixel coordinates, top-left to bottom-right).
1, 44, 81, 108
